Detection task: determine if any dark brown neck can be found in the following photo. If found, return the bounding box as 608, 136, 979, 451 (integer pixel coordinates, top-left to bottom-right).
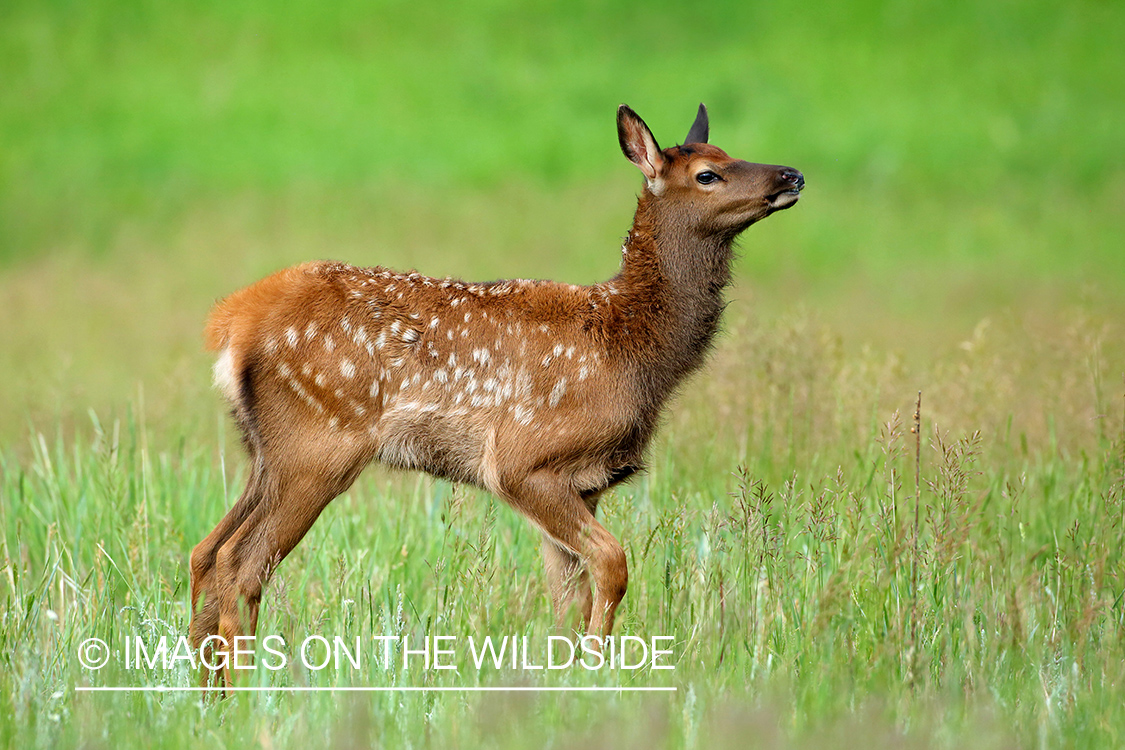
603, 194, 735, 404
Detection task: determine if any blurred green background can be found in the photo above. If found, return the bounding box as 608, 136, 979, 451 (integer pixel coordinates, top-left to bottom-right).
1, 0, 1123, 439
3, 4, 1125, 747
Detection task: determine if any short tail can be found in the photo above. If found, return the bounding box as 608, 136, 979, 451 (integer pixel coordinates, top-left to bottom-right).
203, 262, 319, 352
204, 298, 238, 352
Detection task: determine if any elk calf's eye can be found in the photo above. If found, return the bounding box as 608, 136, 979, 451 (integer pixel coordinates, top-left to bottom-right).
696, 171, 719, 185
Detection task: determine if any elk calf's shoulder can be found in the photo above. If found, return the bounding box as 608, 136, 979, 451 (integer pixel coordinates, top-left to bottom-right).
189, 103, 804, 687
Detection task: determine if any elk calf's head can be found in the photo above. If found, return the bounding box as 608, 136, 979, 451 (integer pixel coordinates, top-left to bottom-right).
617, 103, 804, 240
190, 103, 803, 689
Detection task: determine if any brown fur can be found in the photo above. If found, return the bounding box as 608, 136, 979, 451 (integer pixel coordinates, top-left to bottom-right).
189, 104, 803, 687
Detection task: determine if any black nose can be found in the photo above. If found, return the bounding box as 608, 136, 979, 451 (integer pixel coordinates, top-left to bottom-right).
781, 168, 804, 190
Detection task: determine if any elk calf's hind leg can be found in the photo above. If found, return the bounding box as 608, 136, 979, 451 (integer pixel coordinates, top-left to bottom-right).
211, 466, 359, 685
188, 458, 266, 652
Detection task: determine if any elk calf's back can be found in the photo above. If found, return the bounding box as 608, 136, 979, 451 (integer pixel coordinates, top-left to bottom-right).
190, 103, 804, 684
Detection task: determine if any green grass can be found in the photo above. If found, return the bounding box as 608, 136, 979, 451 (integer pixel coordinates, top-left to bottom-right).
2, 0, 1125, 746
2, 328, 1124, 747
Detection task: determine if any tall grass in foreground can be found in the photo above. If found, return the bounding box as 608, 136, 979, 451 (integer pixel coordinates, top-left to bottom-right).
2, 312, 1123, 749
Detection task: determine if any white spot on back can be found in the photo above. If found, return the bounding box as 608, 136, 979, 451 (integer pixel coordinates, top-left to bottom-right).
549, 378, 567, 408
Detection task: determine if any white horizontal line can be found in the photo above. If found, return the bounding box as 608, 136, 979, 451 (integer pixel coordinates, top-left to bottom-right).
77, 686, 676, 693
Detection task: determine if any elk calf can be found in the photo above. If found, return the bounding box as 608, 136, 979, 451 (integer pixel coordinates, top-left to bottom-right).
190, 104, 803, 684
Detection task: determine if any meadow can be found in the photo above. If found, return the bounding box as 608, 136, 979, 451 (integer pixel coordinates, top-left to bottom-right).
2, 0, 1124, 747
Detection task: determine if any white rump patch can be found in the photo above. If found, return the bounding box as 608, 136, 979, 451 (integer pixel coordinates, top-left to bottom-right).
212, 348, 239, 403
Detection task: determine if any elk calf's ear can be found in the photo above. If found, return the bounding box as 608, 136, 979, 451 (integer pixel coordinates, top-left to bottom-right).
684, 103, 709, 145
617, 105, 666, 190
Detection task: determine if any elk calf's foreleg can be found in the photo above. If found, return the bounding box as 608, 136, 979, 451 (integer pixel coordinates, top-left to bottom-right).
540, 536, 593, 632
507, 471, 627, 640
